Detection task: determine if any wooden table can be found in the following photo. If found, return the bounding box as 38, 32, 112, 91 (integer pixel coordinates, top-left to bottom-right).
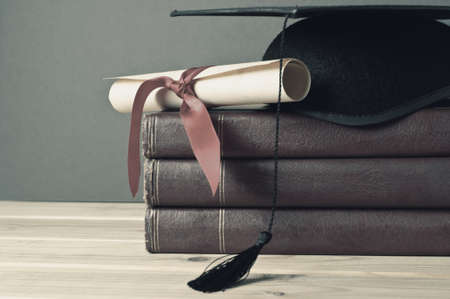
1, 201, 449, 298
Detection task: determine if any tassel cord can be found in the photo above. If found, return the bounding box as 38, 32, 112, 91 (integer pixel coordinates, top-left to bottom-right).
268, 13, 290, 233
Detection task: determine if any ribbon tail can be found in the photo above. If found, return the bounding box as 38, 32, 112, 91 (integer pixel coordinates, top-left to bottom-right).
180, 96, 220, 195
128, 78, 168, 197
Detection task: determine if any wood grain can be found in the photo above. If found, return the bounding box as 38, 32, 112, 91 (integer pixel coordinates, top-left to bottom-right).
0, 201, 449, 298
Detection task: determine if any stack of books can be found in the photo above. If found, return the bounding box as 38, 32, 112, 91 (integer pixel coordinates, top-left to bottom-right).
143, 108, 450, 255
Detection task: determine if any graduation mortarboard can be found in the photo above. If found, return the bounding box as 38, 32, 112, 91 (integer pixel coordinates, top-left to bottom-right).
172, 5, 450, 125
169, 5, 450, 293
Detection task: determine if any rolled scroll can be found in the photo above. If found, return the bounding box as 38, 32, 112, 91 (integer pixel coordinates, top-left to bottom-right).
108, 58, 311, 113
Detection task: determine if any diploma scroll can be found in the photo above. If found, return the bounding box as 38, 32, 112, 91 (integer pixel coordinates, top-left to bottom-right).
108, 58, 311, 113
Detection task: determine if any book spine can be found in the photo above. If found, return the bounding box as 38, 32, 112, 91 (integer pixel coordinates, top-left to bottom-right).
144, 158, 450, 208
143, 108, 450, 159
145, 208, 450, 255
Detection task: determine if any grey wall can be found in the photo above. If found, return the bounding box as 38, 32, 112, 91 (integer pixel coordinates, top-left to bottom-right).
1, 0, 448, 202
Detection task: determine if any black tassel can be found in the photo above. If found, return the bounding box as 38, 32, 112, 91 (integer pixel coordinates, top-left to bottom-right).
187, 231, 272, 293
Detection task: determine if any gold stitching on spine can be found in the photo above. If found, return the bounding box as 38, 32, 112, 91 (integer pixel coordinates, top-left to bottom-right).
218, 115, 224, 251
218, 161, 222, 207
151, 114, 154, 157
220, 114, 224, 156
155, 208, 160, 252
219, 209, 222, 253
222, 209, 226, 253
221, 160, 225, 206
219, 114, 224, 207
148, 114, 153, 157
155, 160, 160, 206
218, 114, 222, 206
149, 114, 153, 157
151, 114, 154, 156
150, 209, 155, 252
151, 159, 156, 206
153, 114, 158, 157
218, 209, 223, 253
218, 209, 220, 253
153, 210, 158, 252
143, 115, 149, 158
147, 208, 151, 251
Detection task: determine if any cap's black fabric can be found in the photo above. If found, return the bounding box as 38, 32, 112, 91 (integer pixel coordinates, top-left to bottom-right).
263, 14, 450, 126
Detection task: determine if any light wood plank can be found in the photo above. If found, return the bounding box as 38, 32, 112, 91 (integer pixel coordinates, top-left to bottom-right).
0, 201, 449, 299
0, 201, 143, 218
1, 239, 450, 275
0, 218, 142, 239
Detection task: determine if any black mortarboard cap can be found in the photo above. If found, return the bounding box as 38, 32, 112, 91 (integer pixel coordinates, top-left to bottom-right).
173, 5, 450, 125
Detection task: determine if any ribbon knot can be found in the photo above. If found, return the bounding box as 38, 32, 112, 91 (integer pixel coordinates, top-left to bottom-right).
169, 77, 188, 98
128, 66, 220, 198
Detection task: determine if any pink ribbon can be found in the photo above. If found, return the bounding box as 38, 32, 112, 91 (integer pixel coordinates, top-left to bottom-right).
128, 66, 220, 197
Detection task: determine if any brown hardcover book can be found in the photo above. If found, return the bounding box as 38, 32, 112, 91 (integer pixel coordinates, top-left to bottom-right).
145, 208, 450, 255
144, 157, 450, 208
143, 108, 450, 159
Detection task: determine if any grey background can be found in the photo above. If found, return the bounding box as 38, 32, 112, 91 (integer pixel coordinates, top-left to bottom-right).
1, 0, 448, 202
